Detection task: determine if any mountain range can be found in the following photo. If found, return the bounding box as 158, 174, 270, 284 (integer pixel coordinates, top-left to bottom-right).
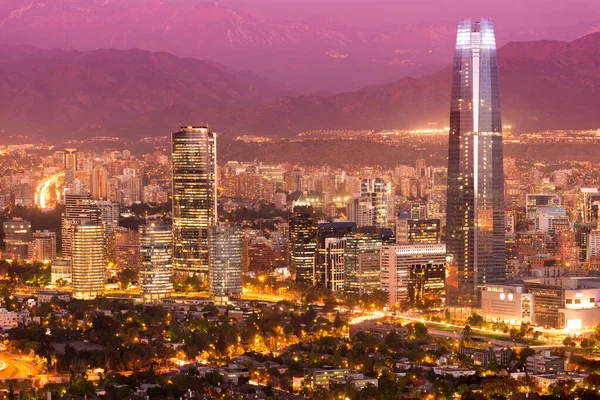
0, 32, 598, 139
0, 0, 598, 93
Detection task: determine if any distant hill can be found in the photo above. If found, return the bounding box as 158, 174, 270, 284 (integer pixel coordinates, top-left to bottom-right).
0, 46, 292, 138
204, 32, 600, 136
0, 33, 598, 140
0, 0, 597, 93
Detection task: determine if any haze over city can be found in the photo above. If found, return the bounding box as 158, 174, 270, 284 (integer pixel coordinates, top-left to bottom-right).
0, 1, 599, 400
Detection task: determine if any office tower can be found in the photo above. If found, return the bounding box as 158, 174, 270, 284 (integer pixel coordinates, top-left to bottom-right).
2, 218, 32, 259
28, 230, 57, 262
358, 178, 392, 228
380, 244, 446, 309
396, 217, 442, 244
61, 193, 101, 259
445, 19, 505, 307
315, 222, 355, 291
345, 233, 381, 296
97, 201, 120, 238
71, 221, 105, 299
526, 194, 561, 221
139, 222, 173, 303
91, 165, 109, 200
107, 227, 139, 270
289, 197, 318, 284
172, 126, 217, 276
575, 222, 594, 263
64, 148, 78, 171
416, 159, 427, 178
576, 188, 600, 223
208, 226, 243, 304
107, 178, 122, 203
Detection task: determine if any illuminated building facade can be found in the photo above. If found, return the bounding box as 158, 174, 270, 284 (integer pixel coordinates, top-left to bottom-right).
446, 19, 505, 307
28, 230, 57, 262
344, 233, 381, 296
139, 222, 173, 303
64, 148, 78, 171
315, 222, 355, 292
381, 243, 446, 308
289, 197, 318, 284
2, 218, 32, 259
107, 227, 139, 270
208, 226, 243, 304
91, 165, 109, 200
396, 217, 442, 244
358, 178, 392, 228
61, 193, 101, 259
172, 126, 217, 276
71, 221, 105, 299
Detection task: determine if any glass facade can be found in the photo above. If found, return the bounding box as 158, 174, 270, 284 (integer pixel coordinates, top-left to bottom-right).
358, 178, 392, 228
208, 226, 243, 304
71, 221, 105, 299
344, 233, 381, 296
61, 193, 101, 259
139, 222, 173, 303
289, 199, 318, 284
172, 126, 217, 276
315, 222, 356, 291
3, 219, 32, 260
446, 19, 505, 307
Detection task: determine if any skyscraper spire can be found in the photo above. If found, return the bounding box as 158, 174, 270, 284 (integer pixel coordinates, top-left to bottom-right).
445, 18, 505, 307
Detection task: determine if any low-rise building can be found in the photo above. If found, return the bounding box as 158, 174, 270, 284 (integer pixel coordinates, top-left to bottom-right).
432, 366, 477, 378
38, 291, 71, 304
330, 373, 378, 390
471, 347, 513, 367
304, 368, 350, 389
526, 351, 567, 374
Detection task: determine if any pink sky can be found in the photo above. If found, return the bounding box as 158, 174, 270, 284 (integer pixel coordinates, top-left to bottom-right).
218, 0, 599, 28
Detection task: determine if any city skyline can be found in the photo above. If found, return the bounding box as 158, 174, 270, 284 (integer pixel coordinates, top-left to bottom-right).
0, 4, 599, 399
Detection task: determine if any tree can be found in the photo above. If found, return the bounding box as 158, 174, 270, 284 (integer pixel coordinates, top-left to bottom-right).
117, 268, 137, 290
413, 323, 428, 340
466, 313, 484, 328
462, 325, 472, 342
563, 336, 575, 346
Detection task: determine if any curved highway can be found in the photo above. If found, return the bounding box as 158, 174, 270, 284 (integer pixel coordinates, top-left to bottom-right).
35, 172, 65, 209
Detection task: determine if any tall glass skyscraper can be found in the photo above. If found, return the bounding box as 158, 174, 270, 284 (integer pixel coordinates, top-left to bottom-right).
208, 226, 243, 304
172, 126, 217, 276
289, 196, 318, 284
139, 222, 173, 303
446, 19, 505, 307
71, 220, 105, 299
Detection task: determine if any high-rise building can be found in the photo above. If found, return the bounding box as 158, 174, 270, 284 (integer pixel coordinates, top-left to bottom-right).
380, 243, 446, 309
315, 222, 355, 292
64, 148, 78, 171
2, 218, 32, 259
71, 221, 105, 299
139, 222, 173, 303
345, 233, 381, 296
208, 226, 243, 304
289, 197, 318, 284
445, 19, 505, 307
61, 193, 101, 259
91, 165, 109, 200
172, 126, 217, 276
396, 217, 442, 244
526, 194, 561, 221
358, 178, 392, 228
107, 227, 139, 270
97, 201, 120, 238
28, 230, 57, 262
